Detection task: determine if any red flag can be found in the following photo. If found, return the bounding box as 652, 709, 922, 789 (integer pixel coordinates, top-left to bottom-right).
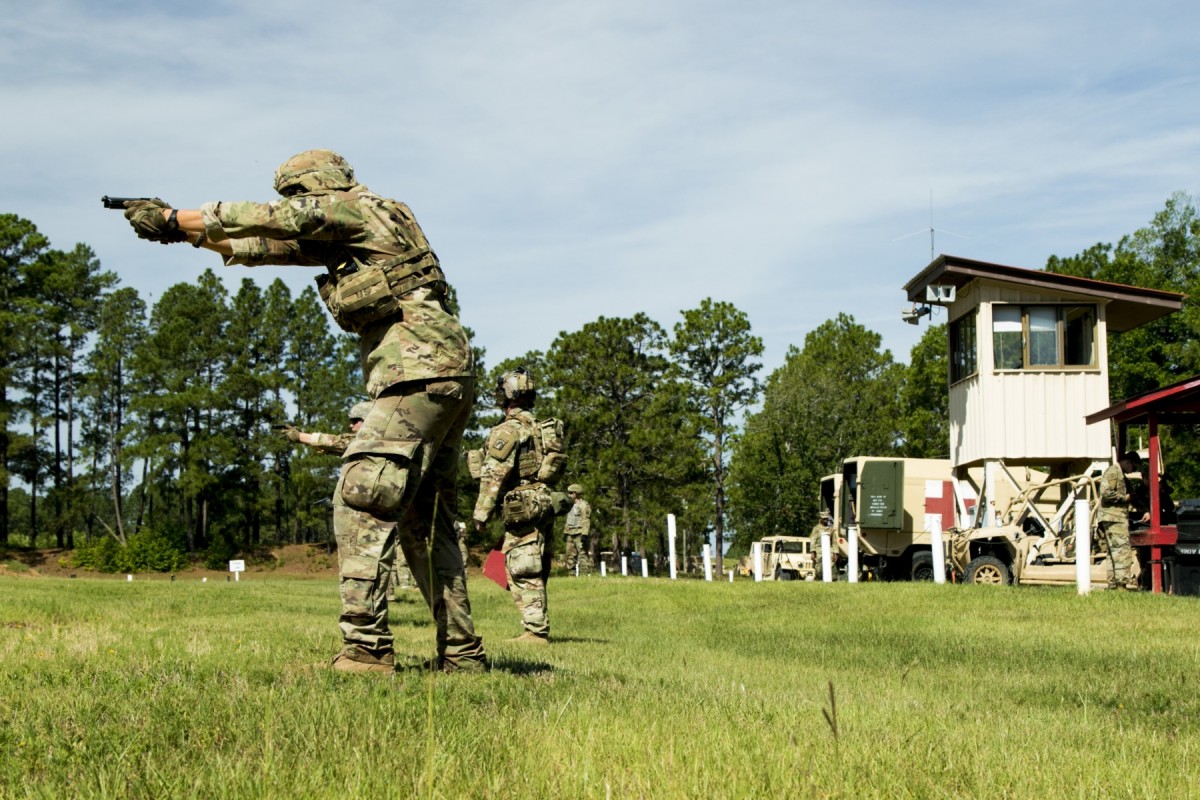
483, 548, 508, 590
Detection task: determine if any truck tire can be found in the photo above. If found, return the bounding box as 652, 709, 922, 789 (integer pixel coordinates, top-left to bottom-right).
964, 555, 1011, 585
910, 552, 934, 582
776, 566, 795, 581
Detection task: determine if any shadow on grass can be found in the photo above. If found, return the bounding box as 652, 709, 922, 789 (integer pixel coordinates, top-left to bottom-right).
490, 658, 553, 676
545, 635, 610, 645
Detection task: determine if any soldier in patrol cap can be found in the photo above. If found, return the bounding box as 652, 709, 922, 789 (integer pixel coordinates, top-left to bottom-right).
563, 483, 592, 575
473, 368, 565, 644
122, 150, 486, 673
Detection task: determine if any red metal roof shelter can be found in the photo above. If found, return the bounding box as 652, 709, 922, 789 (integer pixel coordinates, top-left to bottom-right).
1086, 375, 1200, 592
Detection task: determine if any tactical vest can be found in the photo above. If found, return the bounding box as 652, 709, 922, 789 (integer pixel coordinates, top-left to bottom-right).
314, 192, 446, 333
519, 417, 567, 486
501, 416, 569, 525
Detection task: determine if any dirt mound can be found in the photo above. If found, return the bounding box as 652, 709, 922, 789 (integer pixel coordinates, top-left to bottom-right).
0, 543, 341, 580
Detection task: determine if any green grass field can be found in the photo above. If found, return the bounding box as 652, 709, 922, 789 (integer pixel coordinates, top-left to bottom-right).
2, 571, 1198, 799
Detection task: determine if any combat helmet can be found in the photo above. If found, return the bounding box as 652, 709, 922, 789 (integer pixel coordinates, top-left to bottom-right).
567, 484, 584, 495
349, 401, 372, 422
494, 368, 535, 407
274, 149, 356, 197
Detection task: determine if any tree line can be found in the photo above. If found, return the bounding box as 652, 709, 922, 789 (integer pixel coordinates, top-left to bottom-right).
2, 193, 1198, 567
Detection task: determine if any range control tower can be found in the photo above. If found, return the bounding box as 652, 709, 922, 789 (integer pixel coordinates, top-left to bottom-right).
902, 255, 1183, 528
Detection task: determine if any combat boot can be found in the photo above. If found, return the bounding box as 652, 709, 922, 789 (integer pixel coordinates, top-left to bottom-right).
511, 631, 549, 645
425, 655, 491, 674
328, 646, 395, 674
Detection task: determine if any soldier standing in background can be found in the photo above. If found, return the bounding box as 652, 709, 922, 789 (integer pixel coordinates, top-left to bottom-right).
563, 484, 592, 576
278, 402, 416, 599
122, 150, 487, 673
1098, 452, 1142, 591
473, 369, 567, 644
809, 510, 840, 579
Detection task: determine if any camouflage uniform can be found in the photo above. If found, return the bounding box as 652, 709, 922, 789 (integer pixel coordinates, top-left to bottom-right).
301, 429, 416, 597
563, 489, 591, 575
1098, 461, 1136, 590
474, 407, 553, 639
201, 150, 485, 670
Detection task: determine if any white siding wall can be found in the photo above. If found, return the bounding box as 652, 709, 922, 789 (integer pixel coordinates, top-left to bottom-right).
947, 280, 1111, 468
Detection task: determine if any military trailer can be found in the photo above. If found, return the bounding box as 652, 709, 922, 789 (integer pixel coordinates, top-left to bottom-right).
839, 457, 956, 581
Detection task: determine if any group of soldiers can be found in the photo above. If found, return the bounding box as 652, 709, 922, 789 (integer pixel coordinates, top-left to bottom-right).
118, 150, 593, 673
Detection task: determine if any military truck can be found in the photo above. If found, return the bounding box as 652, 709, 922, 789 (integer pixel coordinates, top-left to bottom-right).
752, 536, 817, 581
839, 457, 956, 581
948, 470, 1114, 586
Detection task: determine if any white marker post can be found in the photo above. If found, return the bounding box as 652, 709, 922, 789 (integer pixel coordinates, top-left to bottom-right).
641, 559, 649, 578
600, 561, 607, 577
728, 570, 734, 582
229, 559, 245, 582
930, 518, 946, 584
820, 531, 832, 583
667, 514, 678, 580
847, 524, 860, 583
1075, 497, 1091, 595
126, 574, 133, 582
621, 555, 628, 576
752, 541, 764, 582
702, 544, 713, 582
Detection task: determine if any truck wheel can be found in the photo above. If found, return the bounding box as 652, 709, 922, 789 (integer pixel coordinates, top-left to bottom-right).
965, 555, 1011, 585
777, 566, 795, 581
910, 552, 934, 582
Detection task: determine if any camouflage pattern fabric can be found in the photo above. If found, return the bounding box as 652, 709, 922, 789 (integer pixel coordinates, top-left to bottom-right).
387, 550, 415, 596
563, 534, 591, 575
311, 431, 356, 456
475, 407, 553, 637
564, 496, 591, 575
1098, 463, 1136, 589
333, 379, 484, 665
198, 157, 485, 668
503, 528, 551, 637
199, 188, 473, 397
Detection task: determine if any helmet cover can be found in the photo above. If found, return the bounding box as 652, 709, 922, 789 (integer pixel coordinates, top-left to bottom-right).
493, 368, 536, 407
274, 149, 356, 196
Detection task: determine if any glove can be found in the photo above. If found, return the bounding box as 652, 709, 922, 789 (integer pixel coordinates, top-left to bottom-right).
274, 424, 303, 443
124, 199, 187, 244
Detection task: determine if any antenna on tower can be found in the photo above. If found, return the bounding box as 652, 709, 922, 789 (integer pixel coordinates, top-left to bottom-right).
894, 190, 968, 260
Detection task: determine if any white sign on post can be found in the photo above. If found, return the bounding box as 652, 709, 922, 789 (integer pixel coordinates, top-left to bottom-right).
229, 559, 245, 582
1075, 497, 1091, 595
820, 531, 832, 582
847, 524, 859, 583
667, 513, 678, 580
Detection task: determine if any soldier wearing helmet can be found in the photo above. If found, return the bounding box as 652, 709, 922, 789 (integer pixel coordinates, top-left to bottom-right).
563, 483, 592, 576
122, 150, 486, 674
278, 401, 417, 598
473, 368, 564, 644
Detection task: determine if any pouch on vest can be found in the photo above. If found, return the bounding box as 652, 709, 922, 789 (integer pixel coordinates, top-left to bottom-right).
534, 418, 567, 486
549, 491, 571, 516
501, 484, 552, 526
333, 267, 401, 331
315, 272, 355, 333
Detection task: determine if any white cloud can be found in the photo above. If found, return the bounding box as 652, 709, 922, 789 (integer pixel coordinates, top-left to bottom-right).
2, 0, 1199, 376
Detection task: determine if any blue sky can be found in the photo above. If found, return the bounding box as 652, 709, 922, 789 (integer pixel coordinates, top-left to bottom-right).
3, 0, 1199, 376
